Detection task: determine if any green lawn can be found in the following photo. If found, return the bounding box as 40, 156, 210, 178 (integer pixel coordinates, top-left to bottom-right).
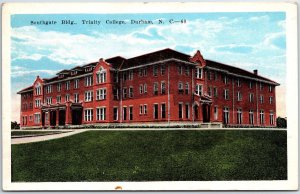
11, 131, 66, 137
11, 130, 287, 182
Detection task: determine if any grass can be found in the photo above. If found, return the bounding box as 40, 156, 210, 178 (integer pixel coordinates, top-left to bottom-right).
11, 131, 66, 137
11, 130, 287, 182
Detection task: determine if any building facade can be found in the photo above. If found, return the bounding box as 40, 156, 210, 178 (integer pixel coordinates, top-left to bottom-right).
17, 48, 279, 128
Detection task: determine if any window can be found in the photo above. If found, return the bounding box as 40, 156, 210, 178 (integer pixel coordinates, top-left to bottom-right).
96, 88, 107, 100
269, 85, 273, 92
213, 87, 218, 97
139, 105, 143, 114
260, 95, 264, 104
178, 65, 183, 75
96, 107, 106, 121
144, 104, 147, 114
85, 76, 93, 86
195, 84, 203, 96
185, 82, 189, 94
249, 93, 254, 102
113, 107, 118, 120
34, 113, 41, 124
123, 88, 127, 99
224, 89, 229, 100
207, 71, 212, 80
260, 110, 265, 125
260, 83, 264, 90
249, 81, 253, 89
214, 71, 218, 81
129, 106, 133, 120
122, 72, 127, 82
185, 104, 189, 119
161, 82, 166, 95
97, 69, 107, 84
113, 72, 118, 83
195, 67, 203, 79
138, 68, 143, 77
35, 83, 41, 95
249, 110, 254, 125
185, 66, 190, 76
85, 91, 93, 102
144, 84, 147, 93
237, 79, 241, 87
161, 104, 166, 119
57, 83, 61, 92
154, 104, 158, 119
178, 103, 183, 119
153, 65, 158, 76
208, 86, 212, 96
161, 65, 166, 75
29, 115, 33, 121
123, 107, 127, 120
223, 107, 229, 124
223, 75, 229, 84
113, 87, 119, 100
74, 79, 79, 89
269, 96, 273, 104
143, 68, 147, 76
35, 99, 41, 108
237, 91, 242, 101
237, 108, 242, 124
128, 70, 133, 80
84, 109, 93, 121
71, 70, 77, 76
56, 96, 61, 103
46, 85, 52, 94
65, 94, 70, 102
214, 106, 218, 120
29, 103, 33, 109
139, 84, 143, 94
129, 87, 133, 98
153, 83, 158, 95
66, 81, 70, 90
46, 97, 52, 105
178, 82, 183, 94
74, 93, 79, 103
270, 112, 274, 125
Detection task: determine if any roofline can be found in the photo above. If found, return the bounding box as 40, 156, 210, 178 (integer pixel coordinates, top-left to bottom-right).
17, 88, 33, 94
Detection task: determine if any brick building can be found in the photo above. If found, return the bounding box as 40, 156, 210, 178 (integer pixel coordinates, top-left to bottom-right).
17, 48, 279, 128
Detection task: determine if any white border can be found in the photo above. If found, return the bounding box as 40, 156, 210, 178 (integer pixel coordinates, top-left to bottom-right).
2, 2, 298, 191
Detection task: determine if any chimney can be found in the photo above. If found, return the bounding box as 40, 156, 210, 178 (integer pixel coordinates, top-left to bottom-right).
253, 70, 258, 75
99, 58, 104, 62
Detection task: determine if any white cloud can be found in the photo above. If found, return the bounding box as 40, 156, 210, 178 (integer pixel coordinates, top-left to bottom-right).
249, 15, 269, 21
11, 69, 57, 78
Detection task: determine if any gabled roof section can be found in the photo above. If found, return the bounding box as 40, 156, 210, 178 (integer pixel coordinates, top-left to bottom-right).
105, 56, 127, 70
206, 60, 279, 85
17, 85, 33, 94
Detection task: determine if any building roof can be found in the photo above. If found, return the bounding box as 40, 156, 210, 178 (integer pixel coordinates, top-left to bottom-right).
17, 85, 33, 94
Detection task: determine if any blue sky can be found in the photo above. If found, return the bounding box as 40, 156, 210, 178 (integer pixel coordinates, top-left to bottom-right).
10, 12, 286, 120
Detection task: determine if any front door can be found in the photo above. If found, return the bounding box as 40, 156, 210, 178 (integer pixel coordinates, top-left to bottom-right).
72, 108, 82, 125
194, 105, 199, 120
59, 109, 66, 126
202, 104, 211, 123
50, 111, 56, 126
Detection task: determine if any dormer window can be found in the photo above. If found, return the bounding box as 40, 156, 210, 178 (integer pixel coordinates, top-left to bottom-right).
58, 74, 64, 78
71, 70, 77, 76
85, 66, 93, 72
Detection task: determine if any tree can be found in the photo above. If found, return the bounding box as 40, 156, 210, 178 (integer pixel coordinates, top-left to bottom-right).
276, 117, 287, 128
11, 121, 20, 129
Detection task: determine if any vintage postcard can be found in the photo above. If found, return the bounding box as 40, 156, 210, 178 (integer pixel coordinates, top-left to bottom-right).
2, 2, 298, 191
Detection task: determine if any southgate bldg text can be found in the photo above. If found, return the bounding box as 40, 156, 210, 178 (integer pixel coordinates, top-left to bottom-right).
17, 48, 279, 128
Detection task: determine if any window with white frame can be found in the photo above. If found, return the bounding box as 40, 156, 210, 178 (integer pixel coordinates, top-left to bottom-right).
224, 89, 229, 100
35, 83, 41, 95
185, 82, 189, 94
35, 99, 41, 108
214, 87, 218, 97
56, 95, 61, 103
270, 112, 274, 125
138, 68, 143, 77
223, 107, 229, 124
122, 72, 127, 82
269, 96, 273, 104
74, 93, 79, 103
46, 97, 52, 105
178, 82, 183, 94
46, 85, 52, 94
260, 82, 264, 90
223, 75, 229, 85
65, 94, 70, 102
144, 104, 147, 114
249, 81, 253, 89
84, 109, 93, 121
128, 70, 133, 80
185, 66, 190, 76
143, 68, 147, 76
97, 68, 107, 84
269, 85, 273, 92
249, 93, 254, 102
96, 107, 106, 121
195, 84, 203, 96
249, 110, 254, 125
260, 95, 264, 104
161, 82, 166, 94
237, 91, 242, 101
139, 105, 143, 114
139, 84, 143, 94
153, 82, 158, 95
208, 86, 212, 96
66, 81, 70, 90
129, 87, 133, 98
144, 84, 147, 93
214, 71, 218, 81
96, 88, 107, 100
260, 110, 265, 124
195, 67, 203, 79
178, 65, 183, 75
57, 83, 61, 92
85, 76, 93, 86
34, 113, 41, 124
123, 88, 127, 99
74, 79, 79, 89
113, 87, 119, 100
237, 108, 242, 124
237, 79, 241, 87
84, 91, 93, 102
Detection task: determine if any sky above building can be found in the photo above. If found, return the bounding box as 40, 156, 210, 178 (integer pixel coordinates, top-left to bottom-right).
10, 12, 286, 121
